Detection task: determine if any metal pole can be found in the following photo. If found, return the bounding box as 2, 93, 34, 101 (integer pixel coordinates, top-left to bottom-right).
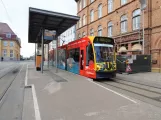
48, 43, 49, 69
35, 43, 36, 66
41, 29, 44, 73
142, 9, 145, 54
56, 37, 58, 73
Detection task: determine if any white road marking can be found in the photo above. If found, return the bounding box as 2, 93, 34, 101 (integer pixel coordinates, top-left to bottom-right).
85, 111, 100, 116
25, 64, 28, 86
87, 79, 137, 104
43, 81, 61, 94
25, 64, 41, 120
31, 84, 41, 120
18, 64, 24, 73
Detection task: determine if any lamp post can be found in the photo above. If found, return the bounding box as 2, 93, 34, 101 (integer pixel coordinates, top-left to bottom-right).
139, 0, 147, 54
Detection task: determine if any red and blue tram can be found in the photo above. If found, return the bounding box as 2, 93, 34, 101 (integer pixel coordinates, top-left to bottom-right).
54, 36, 116, 79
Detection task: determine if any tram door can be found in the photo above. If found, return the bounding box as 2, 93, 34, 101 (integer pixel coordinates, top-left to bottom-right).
80, 49, 85, 76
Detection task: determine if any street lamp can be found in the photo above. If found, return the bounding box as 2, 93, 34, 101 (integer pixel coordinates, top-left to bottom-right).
139, 0, 147, 54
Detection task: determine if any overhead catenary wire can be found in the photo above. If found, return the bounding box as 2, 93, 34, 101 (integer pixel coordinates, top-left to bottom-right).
0, 0, 20, 38
0, 0, 12, 23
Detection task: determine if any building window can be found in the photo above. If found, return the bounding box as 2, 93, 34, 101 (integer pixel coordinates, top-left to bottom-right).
98, 25, 102, 36
108, 0, 113, 13
78, 33, 81, 38
3, 41, 8, 46
90, 29, 94, 36
6, 33, 11, 38
108, 21, 113, 37
133, 9, 141, 30
10, 50, 14, 58
10, 41, 14, 47
121, 15, 127, 33
90, 0, 94, 3
98, 4, 102, 18
83, 15, 86, 26
82, 32, 86, 37
3, 49, 7, 57
121, 0, 127, 6
79, 0, 82, 11
83, 0, 86, 8
90, 9, 94, 22
79, 18, 82, 28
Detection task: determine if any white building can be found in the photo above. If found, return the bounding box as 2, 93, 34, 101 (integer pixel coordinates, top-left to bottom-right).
45, 25, 76, 61
49, 40, 56, 49
47, 25, 76, 51
59, 25, 76, 46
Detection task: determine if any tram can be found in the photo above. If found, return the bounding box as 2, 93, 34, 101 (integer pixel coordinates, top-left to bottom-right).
56, 36, 116, 79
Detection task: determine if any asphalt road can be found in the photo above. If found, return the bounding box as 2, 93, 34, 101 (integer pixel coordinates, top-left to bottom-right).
0, 61, 161, 120
27, 65, 161, 120
95, 78, 161, 108
0, 62, 26, 120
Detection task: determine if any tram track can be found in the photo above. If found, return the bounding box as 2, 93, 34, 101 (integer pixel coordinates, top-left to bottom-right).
116, 77, 161, 89
0, 65, 19, 79
0, 65, 21, 104
96, 78, 161, 107
0, 63, 15, 71
112, 78, 161, 95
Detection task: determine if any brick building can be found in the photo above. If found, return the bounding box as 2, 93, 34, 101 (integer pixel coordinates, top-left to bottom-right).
0, 22, 21, 61
75, 0, 161, 72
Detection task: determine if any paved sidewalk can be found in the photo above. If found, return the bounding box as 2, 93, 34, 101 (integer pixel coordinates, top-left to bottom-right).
26, 64, 161, 120
116, 72, 161, 88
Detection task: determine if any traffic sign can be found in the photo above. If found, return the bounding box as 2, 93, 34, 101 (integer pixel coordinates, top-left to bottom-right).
126, 64, 132, 72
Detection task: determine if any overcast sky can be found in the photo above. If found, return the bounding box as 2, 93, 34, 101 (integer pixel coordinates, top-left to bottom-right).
0, 0, 77, 57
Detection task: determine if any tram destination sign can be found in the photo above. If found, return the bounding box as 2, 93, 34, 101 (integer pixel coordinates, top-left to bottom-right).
94, 37, 114, 45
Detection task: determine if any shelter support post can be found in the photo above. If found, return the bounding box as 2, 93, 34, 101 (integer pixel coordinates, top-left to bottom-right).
41, 29, 44, 73
56, 37, 58, 73
35, 43, 36, 66
48, 43, 49, 69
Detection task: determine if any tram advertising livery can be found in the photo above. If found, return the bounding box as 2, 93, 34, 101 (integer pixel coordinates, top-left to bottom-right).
55, 36, 116, 79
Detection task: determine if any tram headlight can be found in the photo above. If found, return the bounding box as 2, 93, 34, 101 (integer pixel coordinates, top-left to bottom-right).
96, 65, 101, 71
125, 60, 129, 64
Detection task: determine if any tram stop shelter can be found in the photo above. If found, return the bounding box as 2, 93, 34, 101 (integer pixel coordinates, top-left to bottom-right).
28, 7, 79, 73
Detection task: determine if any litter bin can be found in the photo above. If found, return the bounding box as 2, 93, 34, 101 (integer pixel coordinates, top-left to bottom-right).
36, 55, 41, 71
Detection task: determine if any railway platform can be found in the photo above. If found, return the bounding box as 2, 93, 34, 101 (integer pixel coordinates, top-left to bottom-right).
23, 63, 161, 120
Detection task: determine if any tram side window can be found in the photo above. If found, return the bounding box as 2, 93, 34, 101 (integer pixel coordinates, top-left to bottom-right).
69, 48, 80, 62
74, 48, 80, 62
86, 44, 94, 65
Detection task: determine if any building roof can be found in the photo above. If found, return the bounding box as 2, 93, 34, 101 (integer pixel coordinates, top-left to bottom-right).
0, 22, 21, 47
0, 22, 16, 35
28, 7, 80, 44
